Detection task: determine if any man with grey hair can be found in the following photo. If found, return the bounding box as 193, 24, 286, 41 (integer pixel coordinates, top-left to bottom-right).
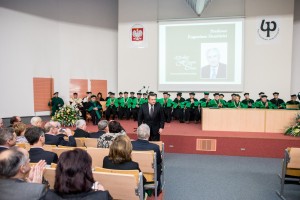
73, 119, 90, 138
0, 147, 47, 199
0, 128, 17, 152
30, 117, 43, 127
90, 120, 108, 138
132, 124, 162, 192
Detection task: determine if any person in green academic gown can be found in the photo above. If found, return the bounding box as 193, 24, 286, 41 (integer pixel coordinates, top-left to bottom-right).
208, 93, 226, 108
227, 93, 236, 104
270, 92, 286, 109
133, 92, 146, 121
48, 92, 64, 116
199, 92, 211, 108
184, 92, 200, 124
241, 93, 254, 108
286, 94, 300, 109
87, 95, 102, 125
157, 92, 173, 123
105, 92, 119, 120
129, 92, 139, 121
256, 92, 266, 102
172, 92, 185, 123
117, 92, 124, 119
254, 95, 274, 109
219, 94, 226, 104
142, 93, 148, 104
227, 94, 248, 108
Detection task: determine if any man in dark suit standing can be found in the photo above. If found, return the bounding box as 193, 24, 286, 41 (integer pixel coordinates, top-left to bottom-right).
200, 48, 227, 79
25, 127, 58, 165
138, 93, 165, 141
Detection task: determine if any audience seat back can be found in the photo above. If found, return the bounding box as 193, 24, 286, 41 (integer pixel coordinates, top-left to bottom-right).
84, 138, 98, 148
75, 138, 85, 147
87, 147, 109, 169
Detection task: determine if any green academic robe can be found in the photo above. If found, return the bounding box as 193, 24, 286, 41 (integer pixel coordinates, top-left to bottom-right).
254, 101, 275, 109
207, 99, 227, 108
226, 101, 248, 108
48, 97, 64, 116
157, 98, 173, 108
87, 101, 102, 119
119, 97, 132, 108
106, 98, 119, 108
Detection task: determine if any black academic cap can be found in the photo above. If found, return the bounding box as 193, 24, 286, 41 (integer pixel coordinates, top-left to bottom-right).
119, 92, 123, 94
163, 92, 168, 95
213, 93, 220, 96
91, 95, 96, 98
231, 93, 236, 96
244, 93, 249, 96
111, 92, 115, 95
124, 91, 128, 94
189, 92, 195, 95
73, 92, 78, 95
204, 92, 209, 95
177, 92, 182, 96
291, 94, 296, 97
53, 92, 58, 95
261, 95, 267, 98
130, 92, 135, 94
273, 92, 279, 95
219, 94, 224, 97
137, 92, 142, 95
108, 91, 112, 94
259, 92, 265, 95
143, 93, 147, 95
86, 91, 92, 94
149, 91, 154, 94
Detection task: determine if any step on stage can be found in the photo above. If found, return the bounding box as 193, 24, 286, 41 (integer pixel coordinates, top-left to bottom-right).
86, 120, 300, 158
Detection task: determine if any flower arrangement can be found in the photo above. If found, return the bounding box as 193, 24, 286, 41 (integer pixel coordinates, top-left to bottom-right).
285, 113, 300, 137
51, 105, 81, 127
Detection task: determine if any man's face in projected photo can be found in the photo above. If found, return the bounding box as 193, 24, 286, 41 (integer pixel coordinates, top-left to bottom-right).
206, 48, 220, 67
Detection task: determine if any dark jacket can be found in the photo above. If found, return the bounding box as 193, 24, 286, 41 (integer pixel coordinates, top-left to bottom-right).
45, 189, 112, 200
0, 146, 9, 153
0, 178, 47, 200
73, 128, 90, 138
131, 139, 162, 164
28, 147, 58, 165
45, 134, 76, 147
138, 103, 165, 129
90, 130, 105, 139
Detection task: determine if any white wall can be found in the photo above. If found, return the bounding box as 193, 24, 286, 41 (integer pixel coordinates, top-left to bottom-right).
0, 0, 118, 118
291, 0, 300, 94
118, 0, 295, 101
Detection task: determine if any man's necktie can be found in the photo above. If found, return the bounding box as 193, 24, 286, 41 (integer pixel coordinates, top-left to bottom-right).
150, 105, 154, 117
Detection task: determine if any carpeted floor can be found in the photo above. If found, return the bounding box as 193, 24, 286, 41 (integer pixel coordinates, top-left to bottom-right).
163, 153, 300, 200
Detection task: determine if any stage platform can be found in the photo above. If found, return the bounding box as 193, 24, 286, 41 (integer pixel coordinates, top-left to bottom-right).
86, 120, 300, 158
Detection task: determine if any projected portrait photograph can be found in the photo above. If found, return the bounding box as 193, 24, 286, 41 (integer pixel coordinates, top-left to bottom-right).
200, 43, 228, 79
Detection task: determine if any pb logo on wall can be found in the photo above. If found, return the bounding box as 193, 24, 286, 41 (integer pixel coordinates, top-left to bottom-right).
257, 17, 280, 43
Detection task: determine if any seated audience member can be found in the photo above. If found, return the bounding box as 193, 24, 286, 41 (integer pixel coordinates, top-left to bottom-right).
0, 128, 17, 152
97, 120, 126, 148
0, 117, 4, 128
8, 116, 21, 127
45, 148, 111, 200
44, 121, 76, 147
103, 135, 146, 183
25, 127, 58, 165
0, 147, 47, 199
90, 120, 108, 138
30, 117, 43, 128
13, 122, 28, 143
132, 124, 162, 191
73, 119, 90, 138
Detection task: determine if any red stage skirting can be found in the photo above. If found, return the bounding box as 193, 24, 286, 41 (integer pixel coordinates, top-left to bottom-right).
86, 120, 300, 158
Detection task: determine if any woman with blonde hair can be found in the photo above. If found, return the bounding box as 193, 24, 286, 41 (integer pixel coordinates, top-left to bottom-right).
13, 122, 28, 143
